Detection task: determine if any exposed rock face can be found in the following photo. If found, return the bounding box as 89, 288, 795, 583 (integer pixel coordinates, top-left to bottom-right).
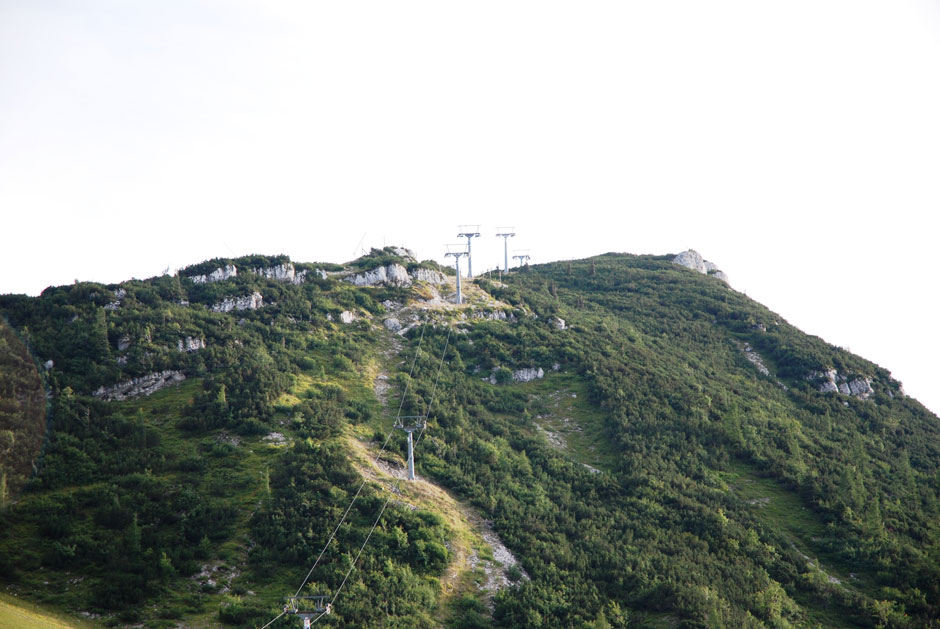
473, 310, 509, 321
674, 250, 707, 273
93, 370, 185, 401
177, 336, 206, 352
848, 378, 874, 398
672, 250, 729, 284
253, 263, 296, 283
410, 268, 447, 284
190, 265, 237, 284
339, 311, 357, 324
552, 317, 567, 331
808, 369, 874, 399
384, 317, 402, 332
105, 288, 126, 310
117, 335, 131, 351
742, 343, 770, 376
44, 359, 54, 370
263, 432, 287, 445
346, 264, 412, 287
513, 367, 544, 383
212, 292, 263, 313
391, 247, 417, 261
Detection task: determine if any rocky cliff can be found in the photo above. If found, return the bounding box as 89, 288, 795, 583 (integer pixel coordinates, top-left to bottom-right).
673, 250, 729, 284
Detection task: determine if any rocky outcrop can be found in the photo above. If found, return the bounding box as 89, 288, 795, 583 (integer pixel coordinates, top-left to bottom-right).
391, 247, 417, 261
93, 370, 185, 401
410, 268, 447, 284
105, 288, 126, 311
514, 367, 544, 382
808, 369, 874, 399
472, 310, 510, 321
551, 317, 567, 331
339, 311, 357, 324
488, 367, 545, 384
177, 336, 206, 352
742, 343, 770, 376
117, 334, 132, 351
253, 263, 297, 283
346, 264, 412, 287
384, 317, 402, 332
190, 265, 237, 284
673, 250, 729, 284
212, 292, 263, 313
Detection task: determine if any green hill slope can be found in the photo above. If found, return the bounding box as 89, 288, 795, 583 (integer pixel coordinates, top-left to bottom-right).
0, 249, 937, 628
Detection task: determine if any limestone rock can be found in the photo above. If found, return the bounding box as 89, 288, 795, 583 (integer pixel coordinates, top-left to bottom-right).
848, 377, 874, 399
672, 250, 729, 284
346, 264, 412, 287
384, 317, 402, 332
673, 250, 707, 273
513, 367, 544, 383
117, 334, 131, 351
253, 263, 296, 283
190, 264, 237, 284
178, 336, 206, 352
551, 317, 567, 331
410, 268, 448, 284
105, 288, 126, 311
43, 360, 54, 370
93, 370, 185, 401
742, 343, 770, 376
263, 432, 287, 445
807, 369, 874, 399
339, 311, 357, 324
391, 247, 417, 261
212, 292, 263, 313
473, 310, 508, 321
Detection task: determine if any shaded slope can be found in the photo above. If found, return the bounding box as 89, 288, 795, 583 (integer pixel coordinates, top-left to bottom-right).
0, 318, 46, 506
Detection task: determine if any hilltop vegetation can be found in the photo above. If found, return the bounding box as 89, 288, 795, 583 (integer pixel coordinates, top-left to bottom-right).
0, 248, 938, 628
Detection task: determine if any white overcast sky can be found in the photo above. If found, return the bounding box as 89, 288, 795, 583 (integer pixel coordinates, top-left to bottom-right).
1, 1, 939, 414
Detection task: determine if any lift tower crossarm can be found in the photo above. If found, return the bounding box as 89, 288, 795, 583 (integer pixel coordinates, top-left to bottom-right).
444, 246, 469, 304
457, 228, 481, 278
495, 230, 516, 274
285, 595, 331, 628
394, 415, 427, 480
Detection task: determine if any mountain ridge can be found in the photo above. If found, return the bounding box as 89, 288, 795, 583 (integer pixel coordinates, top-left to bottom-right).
1, 248, 938, 628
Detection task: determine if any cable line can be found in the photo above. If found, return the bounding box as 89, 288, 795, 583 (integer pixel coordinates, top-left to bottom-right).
292, 323, 428, 598
259, 610, 286, 629
310, 326, 452, 624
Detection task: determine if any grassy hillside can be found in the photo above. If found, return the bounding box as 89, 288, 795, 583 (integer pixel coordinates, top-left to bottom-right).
0, 249, 938, 628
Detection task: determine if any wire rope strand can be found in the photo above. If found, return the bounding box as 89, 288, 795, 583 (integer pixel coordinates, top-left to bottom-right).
259, 609, 286, 629
292, 323, 427, 597
315, 325, 453, 619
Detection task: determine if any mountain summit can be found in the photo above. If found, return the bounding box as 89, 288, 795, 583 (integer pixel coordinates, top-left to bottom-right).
1, 248, 937, 628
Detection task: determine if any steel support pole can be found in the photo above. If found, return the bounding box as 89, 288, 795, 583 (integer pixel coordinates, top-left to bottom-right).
466, 237, 473, 278
406, 430, 415, 480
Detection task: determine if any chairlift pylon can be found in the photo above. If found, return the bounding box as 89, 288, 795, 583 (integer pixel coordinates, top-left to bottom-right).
284, 595, 331, 628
